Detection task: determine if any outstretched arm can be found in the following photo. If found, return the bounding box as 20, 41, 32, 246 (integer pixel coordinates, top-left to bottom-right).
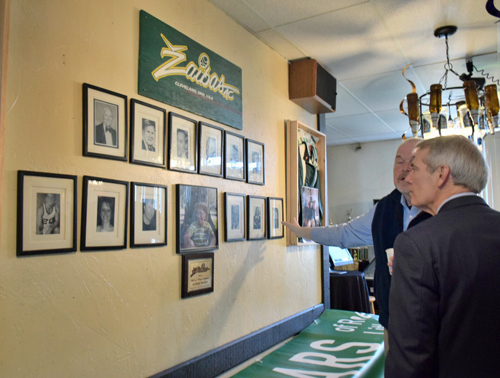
282, 217, 312, 240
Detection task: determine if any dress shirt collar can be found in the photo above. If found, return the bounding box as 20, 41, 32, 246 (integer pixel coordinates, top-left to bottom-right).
436, 192, 477, 214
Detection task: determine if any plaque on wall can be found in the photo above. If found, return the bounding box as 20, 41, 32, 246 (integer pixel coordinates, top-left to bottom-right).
138, 10, 243, 130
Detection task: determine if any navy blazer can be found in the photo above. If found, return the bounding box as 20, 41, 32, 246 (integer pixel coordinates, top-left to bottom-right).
386, 195, 500, 378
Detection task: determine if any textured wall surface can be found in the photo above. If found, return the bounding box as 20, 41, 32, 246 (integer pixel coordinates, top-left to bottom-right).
0, 1, 321, 377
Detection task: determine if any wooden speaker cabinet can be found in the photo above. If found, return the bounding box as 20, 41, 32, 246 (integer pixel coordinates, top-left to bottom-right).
289, 58, 337, 114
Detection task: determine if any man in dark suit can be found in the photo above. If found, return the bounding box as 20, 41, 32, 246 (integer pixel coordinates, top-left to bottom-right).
386, 135, 500, 377
95, 107, 117, 147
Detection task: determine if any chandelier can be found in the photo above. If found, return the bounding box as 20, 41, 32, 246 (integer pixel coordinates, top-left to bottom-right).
401, 25, 500, 143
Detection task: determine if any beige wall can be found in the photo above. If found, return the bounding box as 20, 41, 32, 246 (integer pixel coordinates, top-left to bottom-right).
0, 1, 321, 377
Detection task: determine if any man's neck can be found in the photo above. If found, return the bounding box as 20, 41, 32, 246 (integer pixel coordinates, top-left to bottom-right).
429, 186, 472, 215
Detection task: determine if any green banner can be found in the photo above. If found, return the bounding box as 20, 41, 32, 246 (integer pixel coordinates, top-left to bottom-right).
138, 10, 243, 130
233, 309, 385, 378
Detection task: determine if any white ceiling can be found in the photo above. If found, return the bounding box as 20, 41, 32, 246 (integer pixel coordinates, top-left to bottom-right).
208, 0, 500, 145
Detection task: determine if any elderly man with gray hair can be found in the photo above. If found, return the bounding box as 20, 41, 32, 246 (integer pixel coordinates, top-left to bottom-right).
386, 135, 500, 378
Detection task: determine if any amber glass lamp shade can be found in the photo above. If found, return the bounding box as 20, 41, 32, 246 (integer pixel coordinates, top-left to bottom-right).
463, 80, 479, 127
485, 84, 499, 133
407, 92, 420, 137
429, 84, 442, 128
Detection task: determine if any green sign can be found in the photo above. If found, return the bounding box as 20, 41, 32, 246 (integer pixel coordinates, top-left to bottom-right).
233, 309, 385, 377
138, 10, 243, 130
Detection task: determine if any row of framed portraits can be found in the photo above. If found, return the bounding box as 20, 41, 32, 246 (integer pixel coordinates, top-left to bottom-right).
16, 171, 284, 257
83, 83, 265, 185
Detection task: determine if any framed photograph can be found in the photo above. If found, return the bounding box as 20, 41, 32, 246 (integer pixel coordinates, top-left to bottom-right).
168, 112, 197, 173
247, 195, 267, 240
181, 252, 214, 298
246, 139, 265, 185
268, 197, 284, 239
17, 171, 77, 256
224, 193, 246, 242
177, 184, 218, 253
130, 99, 167, 168
198, 122, 224, 177
130, 182, 168, 248
301, 186, 320, 228
224, 131, 246, 181
81, 176, 129, 251
83, 83, 128, 161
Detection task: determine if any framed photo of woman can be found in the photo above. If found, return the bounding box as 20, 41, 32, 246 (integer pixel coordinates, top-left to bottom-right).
81, 176, 129, 251
224, 193, 246, 242
17, 171, 78, 256
246, 139, 265, 185
247, 195, 267, 240
130, 99, 167, 168
224, 131, 245, 181
176, 184, 218, 253
198, 122, 224, 177
168, 112, 198, 173
130, 182, 168, 248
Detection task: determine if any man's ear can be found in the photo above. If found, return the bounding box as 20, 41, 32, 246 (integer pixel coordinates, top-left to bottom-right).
436, 165, 451, 187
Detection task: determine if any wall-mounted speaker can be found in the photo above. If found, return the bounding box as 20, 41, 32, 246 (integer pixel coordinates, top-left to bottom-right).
289, 58, 337, 114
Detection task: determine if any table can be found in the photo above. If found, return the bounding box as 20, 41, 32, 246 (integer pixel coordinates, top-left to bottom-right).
330, 270, 371, 313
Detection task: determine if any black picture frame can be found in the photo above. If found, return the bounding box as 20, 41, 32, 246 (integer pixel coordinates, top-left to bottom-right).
224, 131, 246, 181
247, 195, 267, 240
130, 99, 167, 168
81, 176, 129, 251
176, 184, 218, 254
181, 252, 214, 298
268, 197, 284, 239
224, 193, 246, 242
198, 122, 224, 177
246, 139, 265, 185
17, 171, 77, 256
168, 112, 198, 173
130, 182, 168, 248
83, 83, 128, 161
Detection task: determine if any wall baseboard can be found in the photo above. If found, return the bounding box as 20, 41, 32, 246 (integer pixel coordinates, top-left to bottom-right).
151, 304, 325, 378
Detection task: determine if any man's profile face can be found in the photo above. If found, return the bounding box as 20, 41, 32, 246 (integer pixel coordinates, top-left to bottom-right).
103, 108, 113, 128
405, 147, 440, 212
143, 125, 155, 146
393, 141, 418, 195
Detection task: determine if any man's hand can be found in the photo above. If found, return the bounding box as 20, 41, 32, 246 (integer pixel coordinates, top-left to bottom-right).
282, 217, 312, 240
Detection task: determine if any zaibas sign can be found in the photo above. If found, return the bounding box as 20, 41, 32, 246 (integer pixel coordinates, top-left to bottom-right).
138, 10, 243, 130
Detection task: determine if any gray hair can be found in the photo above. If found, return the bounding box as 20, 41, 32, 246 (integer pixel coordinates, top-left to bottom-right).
416, 135, 488, 193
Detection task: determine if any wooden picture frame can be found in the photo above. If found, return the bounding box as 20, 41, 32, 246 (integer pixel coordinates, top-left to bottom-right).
285, 120, 327, 246
176, 184, 218, 253
17, 171, 77, 256
198, 122, 224, 177
268, 197, 284, 239
168, 112, 197, 173
247, 195, 267, 240
83, 83, 128, 161
181, 252, 214, 298
246, 139, 265, 185
81, 176, 129, 251
224, 193, 246, 242
130, 182, 168, 248
224, 131, 246, 181
130, 99, 167, 168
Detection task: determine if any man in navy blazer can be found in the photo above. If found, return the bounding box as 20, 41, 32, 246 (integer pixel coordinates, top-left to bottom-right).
386, 135, 500, 377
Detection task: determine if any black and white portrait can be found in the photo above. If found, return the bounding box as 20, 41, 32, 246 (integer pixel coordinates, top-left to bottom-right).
231, 204, 239, 229
142, 198, 157, 231
273, 207, 279, 229
141, 119, 156, 152
96, 196, 115, 232
253, 206, 261, 230
94, 100, 118, 148
177, 129, 189, 159
36, 192, 60, 235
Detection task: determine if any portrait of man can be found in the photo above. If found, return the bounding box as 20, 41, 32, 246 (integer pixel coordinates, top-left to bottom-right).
231, 204, 239, 230
273, 207, 279, 229
142, 199, 157, 231
95, 104, 117, 147
206, 136, 216, 160
96, 196, 115, 232
177, 129, 189, 159
141, 119, 156, 152
253, 207, 261, 230
251, 151, 261, 174
36, 193, 60, 235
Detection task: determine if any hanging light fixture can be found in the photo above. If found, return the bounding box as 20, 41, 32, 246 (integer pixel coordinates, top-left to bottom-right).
400, 25, 500, 141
